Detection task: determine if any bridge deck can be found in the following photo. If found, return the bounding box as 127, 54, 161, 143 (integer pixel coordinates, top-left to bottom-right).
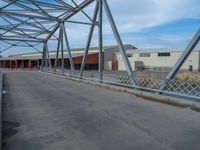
2, 71, 200, 150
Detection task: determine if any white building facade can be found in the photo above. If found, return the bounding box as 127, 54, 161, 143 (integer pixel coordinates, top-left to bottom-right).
112, 48, 200, 72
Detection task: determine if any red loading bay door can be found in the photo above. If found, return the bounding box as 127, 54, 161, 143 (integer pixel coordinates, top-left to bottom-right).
112, 61, 118, 71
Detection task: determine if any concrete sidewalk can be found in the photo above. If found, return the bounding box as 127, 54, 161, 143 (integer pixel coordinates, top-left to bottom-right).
2, 71, 200, 150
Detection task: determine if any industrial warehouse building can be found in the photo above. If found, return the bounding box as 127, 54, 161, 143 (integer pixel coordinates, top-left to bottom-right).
0, 45, 199, 72
0, 45, 135, 70
115, 48, 200, 72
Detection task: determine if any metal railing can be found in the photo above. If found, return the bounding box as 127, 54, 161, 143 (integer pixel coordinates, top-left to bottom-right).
42, 68, 200, 101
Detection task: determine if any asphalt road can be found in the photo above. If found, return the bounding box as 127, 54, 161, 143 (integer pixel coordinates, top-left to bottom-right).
2, 71, 200, 150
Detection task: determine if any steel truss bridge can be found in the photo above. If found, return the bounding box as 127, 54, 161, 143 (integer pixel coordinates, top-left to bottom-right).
0, 0, 200, 100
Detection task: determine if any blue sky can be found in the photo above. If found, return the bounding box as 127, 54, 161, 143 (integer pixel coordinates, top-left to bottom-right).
1, 0, 200, 56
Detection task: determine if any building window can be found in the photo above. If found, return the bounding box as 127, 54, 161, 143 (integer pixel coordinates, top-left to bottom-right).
127, 54, 133, 57
158, 52, 170, 57
139, 53, 150, 57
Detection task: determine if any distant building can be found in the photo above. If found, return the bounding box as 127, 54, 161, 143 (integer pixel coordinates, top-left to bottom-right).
0, 46, 199, 72
0, 44, 135, 70
115, 48, 200, 72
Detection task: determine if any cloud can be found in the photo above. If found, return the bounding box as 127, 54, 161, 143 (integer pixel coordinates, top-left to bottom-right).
1, 0, 200, 55
105, 0, 200, 33
63, 0, 200, 48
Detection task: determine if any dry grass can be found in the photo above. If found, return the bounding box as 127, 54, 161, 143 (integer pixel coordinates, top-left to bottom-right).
175, 72, 200, 82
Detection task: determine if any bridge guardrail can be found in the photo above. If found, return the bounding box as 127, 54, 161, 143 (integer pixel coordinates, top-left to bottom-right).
42, 68, 200, 101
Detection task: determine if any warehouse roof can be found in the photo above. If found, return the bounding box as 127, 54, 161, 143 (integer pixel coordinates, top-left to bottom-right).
125, 47, 200, 54
0, 44, 136, 60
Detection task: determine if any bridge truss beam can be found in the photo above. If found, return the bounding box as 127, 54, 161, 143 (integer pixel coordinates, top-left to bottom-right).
0, 0, 138, 86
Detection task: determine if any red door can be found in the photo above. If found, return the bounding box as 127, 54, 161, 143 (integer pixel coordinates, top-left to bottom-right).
112, 61, 118, 71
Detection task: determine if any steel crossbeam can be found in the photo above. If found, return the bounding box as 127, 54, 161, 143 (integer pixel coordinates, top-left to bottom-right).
0, 0, 138, 86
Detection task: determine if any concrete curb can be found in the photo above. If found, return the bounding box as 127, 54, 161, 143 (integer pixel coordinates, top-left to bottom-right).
41, 72, 200, 112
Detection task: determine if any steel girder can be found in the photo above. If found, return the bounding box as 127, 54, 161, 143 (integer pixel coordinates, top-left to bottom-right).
0, 0, 138, 85
160, 28, 200, 90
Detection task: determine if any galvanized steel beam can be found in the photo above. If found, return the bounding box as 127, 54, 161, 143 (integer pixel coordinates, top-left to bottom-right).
160, 28, 200, 90
80, 1, 99, 77
102, 0, 138, 86
166, 28, 200, 80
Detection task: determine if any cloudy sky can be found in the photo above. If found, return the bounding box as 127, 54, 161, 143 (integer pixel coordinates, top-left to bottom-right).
1, 0, 200, 56
104, 0, 200, 48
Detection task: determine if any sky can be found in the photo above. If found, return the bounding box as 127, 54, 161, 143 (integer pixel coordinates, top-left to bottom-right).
104, 0, 200, 48
1, 0, 200, 56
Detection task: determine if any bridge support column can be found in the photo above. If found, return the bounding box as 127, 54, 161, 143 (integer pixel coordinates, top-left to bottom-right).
37, 59, 40, 70
2, 60, 4, 68
28, 60, 32, 70
0, 61, 2, 68
102, 0, 138, 86
21, 60, 24, 69
9, 60, 11, 69
15, 60, 18, 69
60, 23, 64, 74
62, 22, 75, 75
98, 0, 103, 82
80, 2, 99, 78
54, 24, 62, 73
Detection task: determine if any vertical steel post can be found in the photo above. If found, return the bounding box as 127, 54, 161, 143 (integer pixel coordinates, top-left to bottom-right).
37, 59, 39, 70
28, 59, 32, 70
54, 26, 62, 73
43, 42, 49, 69
15, 60, 17, 69
102, 0, 138, 86
60, 23, 64, 74
199, 50, 200, 72
41, 42, 46, 71
98, 0, 103, 82
61, 23, 65, 74
22, 60, 24, 69
80, 2, 99, 77
62, 22, 75, 75
45, 42, 52, 71
9, 60, 11, 69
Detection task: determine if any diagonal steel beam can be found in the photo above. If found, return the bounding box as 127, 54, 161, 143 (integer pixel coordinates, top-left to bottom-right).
160, 28, 200, 90
102, 0, 138, 86
0, 0, 19, 10
46, 0, 95, 41
166, 28, 200, 80
55, 0, 74, 9
54, 25, 62, 73
70, 0, 93, 23
80, 1, 99, 77
62, 22, 75, 75
29, 0, 55, 19
18, 0, 71, 9
0, 36, 43, 42
0, 11, 58, 21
